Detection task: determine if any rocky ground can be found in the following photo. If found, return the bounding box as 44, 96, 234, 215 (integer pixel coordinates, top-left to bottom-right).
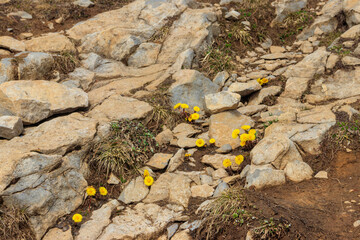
0, 0, 360, 239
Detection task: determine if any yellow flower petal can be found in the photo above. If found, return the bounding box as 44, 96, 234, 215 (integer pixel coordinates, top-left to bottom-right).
174, 103, 181, 109
144, 176, 154, 186
181, 103, 189, 109
72, 214, 83, 223
235, 155, 244, 165
232, 129, 240, 139
262, 78, 269, 84
196, 139, 205, 147
249, 134, 256, 141
209, 138, 216, 144
240, 133, 250, 142
86, 186, 96, 196
191, 113, 200, 120
193, 106, 200, 112
240, 141, 246, 147
144, 169, 150, 177
241, 125, 251, 131
99, 187, 108, 196
222, 159, 232, 168
249, 129, 256, 135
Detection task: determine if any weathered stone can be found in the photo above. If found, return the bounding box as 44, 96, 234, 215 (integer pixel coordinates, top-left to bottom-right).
43, 227, 73, 240
173, 123, 200, 139
25, 33, 76, 52
225, 10, 241, 20
170, 70, 220, 109
0, 116, 23, 139
213, 181, 229, 197
87, 95, 152, 123
228, 80, 262, 96
118, 176, 149, 204
341, 24, 360, 39
246, 71, 271, 80
172, 230, 193, 240
297, 106, 336, 124
245, 168, 286, 189
81, 52, 103, 70
326, 53, 339, 69
73, 0, 94, 8
155, 128, 173, 145
177, 137, 197, 148
261, 53, 288, 60
0, 36, 25, 52
77, 200, 120, 240
248, 86, 282, 105
284, 160, 313, 182
205, 91, 240, 114
143, 173, 191, 208
342, 56, 360, 66
354, 220, 360, 228
147, 153, 173, 170
200, 175, 213, 185
128, 43, 161, 67
8, 11, 32, 19
167, 223, 179, 239
167, 148, 185, 172
209, 111, 254, 149
212, 168, 229, 179
0, 81, 89, 124
251, 134, 291, 165
223, 175, 242, 184
68, 68, 96, 91
201, 154, 240, 170
0, 49, 11, 56
17, 52, 54, 80
213, 71, 230, 86
300, 41, 314, 53
281, 77, 312, 99
271, 0, 308, 24
191, 184, 214, 198
107, 173, 120, 185
215, 144, 232, 154
270, 46, 286, 53
314, 171, 328, 179
237, 105, 268, 116
98, 203, 183, 240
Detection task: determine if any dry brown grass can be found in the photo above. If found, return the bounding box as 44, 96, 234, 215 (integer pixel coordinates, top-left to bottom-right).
0, 204, 35, 240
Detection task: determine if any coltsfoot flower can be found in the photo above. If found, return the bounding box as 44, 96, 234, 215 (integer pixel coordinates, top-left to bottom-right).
72, 213, 83, 223
185, 153, 191, 157
193, 106, 200, 112
86, 186, 96, 196
181, 103, 189, 109
191, 113, 200, 120
223, 159, 232, 168
144, 176, 154, 186
240, 141, 246, 147
232, 129, 240, 139
174, 103, 181, 109
99, 187, 108, 196
196, 139, 205, 147
144, 169, 150, 177
235, 155, 244, 165
241, 125, 251, 131
249, 129, 256, 136
209, 138, 216, 144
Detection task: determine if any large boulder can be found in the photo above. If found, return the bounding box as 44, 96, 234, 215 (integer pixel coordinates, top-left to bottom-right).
17, 52, 54, 80
271, 0, 308, 25
0, 36, 25, 52
24, 33, 76, 53
0, 81, 89, 124
170, 70, 220, 109
204, 91, 241, 114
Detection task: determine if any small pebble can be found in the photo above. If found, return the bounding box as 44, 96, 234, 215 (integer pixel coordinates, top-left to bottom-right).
354, 220, 360, 228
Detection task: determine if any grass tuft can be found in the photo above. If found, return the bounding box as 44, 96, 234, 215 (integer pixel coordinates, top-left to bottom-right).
0, 204, 35, 240
90, 120, 158, 179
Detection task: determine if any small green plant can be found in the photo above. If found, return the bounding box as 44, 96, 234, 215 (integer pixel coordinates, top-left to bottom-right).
263, 119, 279, 129
253, 217, 291, 239
201, 43, 234, 76
330, 45, 351, 56
332, 120, 360, 145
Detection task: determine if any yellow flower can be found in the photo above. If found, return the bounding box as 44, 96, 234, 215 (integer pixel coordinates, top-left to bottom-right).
196, 139, 205, 147
144, 176, 154, 186
240, 133, 250, 142
257, 78, 262, 84
86, 186, 96, 196
235, 155, 244, 165
248, 134, 256, 141
209, 138, 216, 144
193, 106, 200, 112
261, 78, 269, 84
240, 141, 246, 147
232, 129, 240, 139
174, 103, 181, 109
223, 159, 232, 168
241, 125, 251, 131
181, 103, 189, 109
99, 187, 108, 196
144, 169, 150, 177
191, 113, 200, 120
187, 116, 193, 122
249, 129, 256, 136
185, 153, 191, 157
72, 213, 83, 223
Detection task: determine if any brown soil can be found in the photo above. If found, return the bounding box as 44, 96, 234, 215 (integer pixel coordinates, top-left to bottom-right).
0, 0, 132, 39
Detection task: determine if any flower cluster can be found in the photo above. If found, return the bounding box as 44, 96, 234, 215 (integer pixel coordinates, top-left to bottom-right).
195, 138, 216, 148
86, 186, 108, 197
143, 170, 154, 186
232, 125, 257, 147
222, 155, 244, 168
257, 78, 269, 86
174, 103, 201, 122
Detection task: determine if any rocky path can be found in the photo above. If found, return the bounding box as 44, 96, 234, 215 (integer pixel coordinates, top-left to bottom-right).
0, 0, 360, 239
